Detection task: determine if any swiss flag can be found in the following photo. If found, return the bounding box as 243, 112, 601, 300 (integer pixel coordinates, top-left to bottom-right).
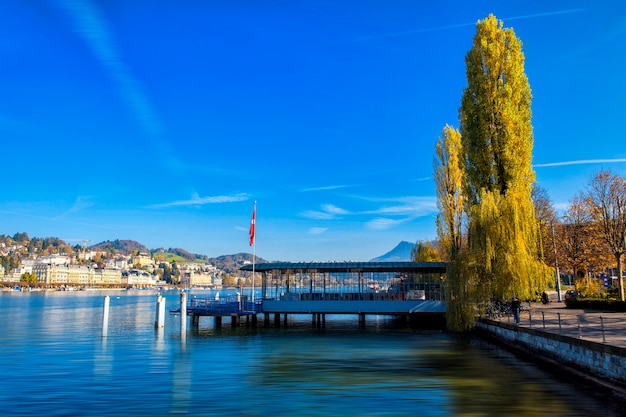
249, 203, 256, 246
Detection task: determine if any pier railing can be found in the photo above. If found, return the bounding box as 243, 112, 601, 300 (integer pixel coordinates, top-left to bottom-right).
481, 307, 626, 347
185, 296, 262, 315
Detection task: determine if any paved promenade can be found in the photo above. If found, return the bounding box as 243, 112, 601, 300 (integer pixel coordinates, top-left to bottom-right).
492, 300, 626, 349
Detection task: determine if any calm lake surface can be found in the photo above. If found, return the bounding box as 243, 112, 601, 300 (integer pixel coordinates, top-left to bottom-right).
0, 290, 621, 416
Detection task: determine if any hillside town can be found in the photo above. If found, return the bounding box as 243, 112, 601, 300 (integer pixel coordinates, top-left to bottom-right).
0, 235, 247, 290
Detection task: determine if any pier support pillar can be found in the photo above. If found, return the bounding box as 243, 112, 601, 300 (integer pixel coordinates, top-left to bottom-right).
322, 314, 326, 327
358, 313, 366, 328
283, 314, 288, 328
312, 314, 316, 327
215, 316, 222, 328
231, 314, 239, 328
316, 313, 322, 328
251, 314, 258, 327
192, 315, 200, 327
264, 313, 270, 328
274, 313, 281, 328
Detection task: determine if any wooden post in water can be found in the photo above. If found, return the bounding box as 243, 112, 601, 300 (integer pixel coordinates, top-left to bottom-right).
102, 295, 110, 337
180, 291, 187, 336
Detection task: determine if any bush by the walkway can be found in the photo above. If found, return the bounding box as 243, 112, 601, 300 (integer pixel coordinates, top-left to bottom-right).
565, 298, 626, 312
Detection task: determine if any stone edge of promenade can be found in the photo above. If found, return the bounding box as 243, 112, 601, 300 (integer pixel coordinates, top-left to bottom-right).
475, 319, 626, 398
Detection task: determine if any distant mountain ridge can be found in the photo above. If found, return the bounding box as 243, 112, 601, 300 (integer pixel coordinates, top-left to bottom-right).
369, 241, 414, 262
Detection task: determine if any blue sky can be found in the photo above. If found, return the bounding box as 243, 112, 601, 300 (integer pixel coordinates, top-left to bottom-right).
0, 1, 625, 262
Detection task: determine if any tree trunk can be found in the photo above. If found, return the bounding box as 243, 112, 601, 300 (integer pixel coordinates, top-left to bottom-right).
618, 253, 625, 302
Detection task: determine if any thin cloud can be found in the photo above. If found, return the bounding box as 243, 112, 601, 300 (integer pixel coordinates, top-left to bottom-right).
366, 217, 411, 231
366, 197, 437, 217
300, 185, 350, 192
149, 193, 250, 209
0, 208, 119, 231
355, 196, 438, 217
301, 204, 349, 220
309, 227, 328, 235
344, 9, 584, 43
54, 196, 95, 220
55, 0, 163, 138
534, 158, 626, 168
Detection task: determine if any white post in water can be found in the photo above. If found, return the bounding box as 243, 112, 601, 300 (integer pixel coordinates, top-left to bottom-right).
155, 294, 166, 328
102, 295, 110, 337
155, 293, 161, 327
180, 291, 187, 336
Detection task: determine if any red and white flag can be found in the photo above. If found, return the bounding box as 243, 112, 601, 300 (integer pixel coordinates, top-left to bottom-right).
249, 202, 256, 246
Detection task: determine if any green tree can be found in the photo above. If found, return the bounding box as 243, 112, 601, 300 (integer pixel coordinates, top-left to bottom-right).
434, 124, 465, 261
448, 15, 549, 329
21, 272, 37, 285
411, 240, 441, 262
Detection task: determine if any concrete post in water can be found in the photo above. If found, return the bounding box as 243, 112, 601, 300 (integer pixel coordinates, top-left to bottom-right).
102, 295, 110, 337
156, 294, 166, 329
180, 291, 187, 336
155, 293, 161, 327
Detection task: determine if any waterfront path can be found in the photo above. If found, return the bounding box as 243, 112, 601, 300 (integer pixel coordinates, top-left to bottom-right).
489, 300, 626, 349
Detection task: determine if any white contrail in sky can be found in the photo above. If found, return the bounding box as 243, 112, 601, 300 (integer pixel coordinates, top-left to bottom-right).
54, 0, 163, 138
345, 9, 584, 42
534, 158, 626, 167
149, 193, 250, 209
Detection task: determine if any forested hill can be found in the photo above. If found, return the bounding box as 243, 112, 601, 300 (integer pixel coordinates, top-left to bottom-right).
91, 239, 148, 254
209, 253, 268, 276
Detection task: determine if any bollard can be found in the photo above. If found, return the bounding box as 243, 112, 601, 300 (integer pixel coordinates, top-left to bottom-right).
528, 311, 532, 328
180, 291, 187, 337
102, 295, 110, 337
557, 312, 562, 334
577, 315, 582, 339
600, 316, 606, 343
542, 311, 546, 330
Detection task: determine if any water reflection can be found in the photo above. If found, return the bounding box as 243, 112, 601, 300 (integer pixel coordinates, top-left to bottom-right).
0, 291, 622, 416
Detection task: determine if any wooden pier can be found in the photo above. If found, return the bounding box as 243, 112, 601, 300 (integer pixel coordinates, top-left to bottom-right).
170, 294, 262, 328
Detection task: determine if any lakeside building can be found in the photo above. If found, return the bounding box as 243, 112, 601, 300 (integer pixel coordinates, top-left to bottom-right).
178, 263, 223, 288
132, 252, 154, 268
240, 261, 447, 316
29, 264, 157, 287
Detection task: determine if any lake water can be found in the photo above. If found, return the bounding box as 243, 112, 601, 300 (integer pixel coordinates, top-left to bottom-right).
0, 289, 622, 416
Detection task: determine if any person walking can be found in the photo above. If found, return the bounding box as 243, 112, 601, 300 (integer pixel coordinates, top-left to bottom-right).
511, 297, 521, 324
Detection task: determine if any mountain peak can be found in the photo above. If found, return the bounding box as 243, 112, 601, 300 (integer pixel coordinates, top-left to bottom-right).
370, 241, 414, 262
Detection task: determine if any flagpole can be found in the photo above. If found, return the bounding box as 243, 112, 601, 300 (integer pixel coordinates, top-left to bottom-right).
250, 201, 257, 306
252, 231, 256, 305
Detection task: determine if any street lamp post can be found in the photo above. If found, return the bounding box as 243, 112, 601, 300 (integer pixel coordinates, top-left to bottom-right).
552, 223, 562, 302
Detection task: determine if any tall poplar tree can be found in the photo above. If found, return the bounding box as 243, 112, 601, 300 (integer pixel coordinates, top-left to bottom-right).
434, 124, 464, 261
458, 15, 548, 305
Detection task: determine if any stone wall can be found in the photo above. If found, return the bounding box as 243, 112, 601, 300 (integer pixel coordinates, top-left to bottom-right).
476, 319, 626, 387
